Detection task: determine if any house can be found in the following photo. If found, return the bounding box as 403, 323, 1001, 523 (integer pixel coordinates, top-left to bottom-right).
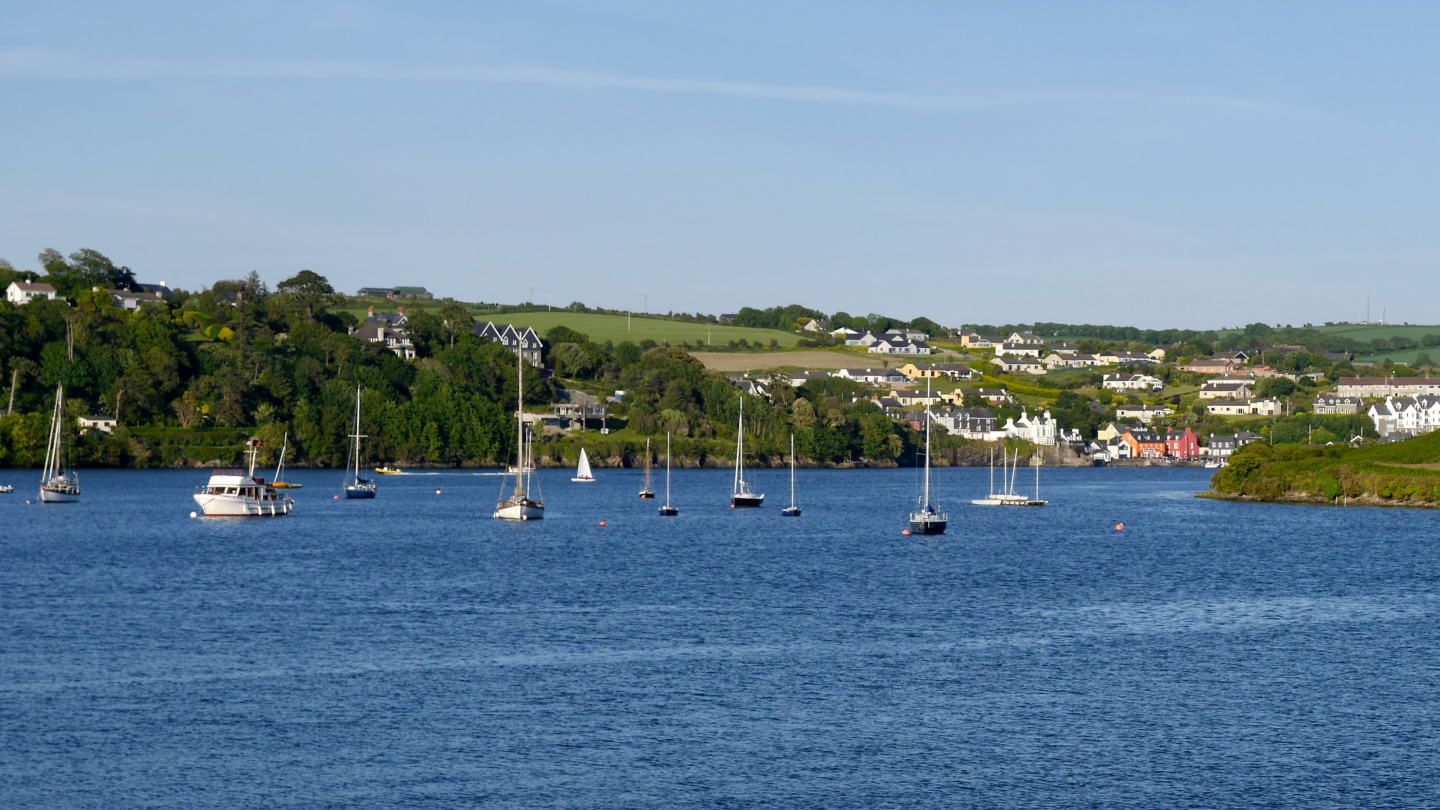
992, 356, 1046, 375
868, 337, 932, 355
958, 330, 996, 349
1337, 377, 1440, 398
1003, 409, 1058, 446
1214, 349, 1251, 363
786, 371, 833, 387
1121, 429, 1167, 458
1207, 399, 1255, 416
994, 341, 1043, 357
874, 397, 906, 416
1181, 358, 1237, 375
356, 286, 433, 300
1115, 404, 1174, 424
550, 390, 608, 431
6, 281, 58, 305
1312, 396, 1362, 415
845, 331, 884, 347
78, 416, 118, 434
883, 327, 930, 342
1090, 438, 1132, 462
1102, 373, 1163, 391
135, 282, 173, 298
1368, 395, 1440, 437
1058, 428, 1085, 447
351, 322, 417, 360
1148, 348, 1167, 361
1043, 352, 1105, 369
897, 362, 974, 380
801, 319, 832, 333
889, 388, 945, 408
108, 288, 169, 310
1165, 427, 1201, 459
830, 327, 862, 341
833, 368, 911, 386
474, 322, 544, 367
965, 388, 1014, 405
1098, 350, 1158, 366
1208, 434, 1238, 459
1006, 331, 1045, 345
365, 305, 408, 328
1198, 380, 1253, 400
1046, 341, 1079, 355
931, 407, 997, 439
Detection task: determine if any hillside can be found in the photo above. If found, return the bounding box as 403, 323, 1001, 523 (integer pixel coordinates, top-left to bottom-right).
1208, 430, 1440, 507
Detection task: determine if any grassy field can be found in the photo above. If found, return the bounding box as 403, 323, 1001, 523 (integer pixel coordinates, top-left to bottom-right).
689, 349, 878, 372
1315, 324, 1440, 341
343, 303, 801, 347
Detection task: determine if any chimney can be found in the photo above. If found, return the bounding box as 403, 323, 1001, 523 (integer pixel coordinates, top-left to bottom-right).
398, 306, 406, 316
368, 305, 375, 317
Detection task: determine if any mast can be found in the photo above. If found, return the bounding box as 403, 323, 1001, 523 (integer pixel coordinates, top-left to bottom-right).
645, 437, 652, 490
349, 384, 364, 484
515, 349, 526, 499
665, 432, 672, 507
275, 432, 288, 481
737, 397, 745, 493
43, 384, 62, 483
789, 434, 796, 508
923, 403, 932, 508
989, 447, 995, 497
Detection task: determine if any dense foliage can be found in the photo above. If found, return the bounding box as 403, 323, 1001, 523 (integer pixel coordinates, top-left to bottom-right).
1210, 431, 1440, 505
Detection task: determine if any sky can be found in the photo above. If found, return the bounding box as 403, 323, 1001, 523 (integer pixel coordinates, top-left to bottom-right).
2, 2, 1438, 329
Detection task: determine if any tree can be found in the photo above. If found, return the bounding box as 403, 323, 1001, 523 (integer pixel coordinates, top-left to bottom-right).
438, 299, 473, 349
276, 270, 336, 322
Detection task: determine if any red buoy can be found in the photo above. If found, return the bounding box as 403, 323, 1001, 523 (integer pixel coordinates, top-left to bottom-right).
902, 529, 911, 536
599, 520, 607, 526
1115, 523, 1124, 531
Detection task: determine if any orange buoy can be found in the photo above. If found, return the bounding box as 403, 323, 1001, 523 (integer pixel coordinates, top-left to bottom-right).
333, 494, 339, 500
599, 520, 607, 526
902, 529, 911, 536
436, 489, 442, 495
1115, 523, 1124, 531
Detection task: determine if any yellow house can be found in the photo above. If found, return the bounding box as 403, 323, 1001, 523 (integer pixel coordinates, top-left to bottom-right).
897, 362, 974, 380
1096, 422, 1127, 442
889, 388, 945, 407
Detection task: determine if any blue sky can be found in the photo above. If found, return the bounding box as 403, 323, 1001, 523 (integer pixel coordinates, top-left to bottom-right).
2, 2, 1437, 328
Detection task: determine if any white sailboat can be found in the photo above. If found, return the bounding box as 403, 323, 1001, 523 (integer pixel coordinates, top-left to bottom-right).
781, 433, 801, 516
193, 439, 295, 517
730, 396, 764, 507
343, 385, 376, 499
658, 432, 678, 516
39, 383, 80, 503
972, 447, 1045, 506
639, 437, 655, 498
572, 447, 596, 482
496, 350, 544, 520
908, 392, 946, 534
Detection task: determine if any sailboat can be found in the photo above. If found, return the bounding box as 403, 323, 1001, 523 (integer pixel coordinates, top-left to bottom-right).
972, 448, 1045, 506
658, 432, 678, 516
639, 437, 655, 498
272, 432, 302, 489
39, 383, 80, 503
730, 396, 764, 507
781, 434, 801, 516
572, 447, 596, 482
908, 393, 946, 534
495, 350, 544, 520
1010, 454, 1048, 507
342, 385, 377, 499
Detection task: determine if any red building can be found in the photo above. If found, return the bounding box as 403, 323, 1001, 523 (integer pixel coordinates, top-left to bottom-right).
1165, 427, 1200, 459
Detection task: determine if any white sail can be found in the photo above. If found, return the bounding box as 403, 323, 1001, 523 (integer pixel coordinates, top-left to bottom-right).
573, 447, 595, 481
39, 383, 80, 503
497, 350, 545, 519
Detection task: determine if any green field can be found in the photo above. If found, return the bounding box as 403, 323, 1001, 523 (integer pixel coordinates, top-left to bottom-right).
342, 303, 800, 347
1316, 324, 1440, 341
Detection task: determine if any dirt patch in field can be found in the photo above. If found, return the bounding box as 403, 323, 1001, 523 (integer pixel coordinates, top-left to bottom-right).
688, 351, 880, 372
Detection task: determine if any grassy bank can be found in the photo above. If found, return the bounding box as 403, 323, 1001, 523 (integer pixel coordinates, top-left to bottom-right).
1207, 430, 1440, 507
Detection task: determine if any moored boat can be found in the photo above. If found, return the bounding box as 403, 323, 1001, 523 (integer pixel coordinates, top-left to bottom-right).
343, 385, 377, 499
658, 432, 678, 516
908, 391, 946, 534
194, 440, 294, 517
639, 437, 655, 498
271, 432, 303, 489
39, 383, 80, 504
730, 396, 764, 508
496, 349, 544, 520
781, 434, 801, 517
572, 447, 596, 482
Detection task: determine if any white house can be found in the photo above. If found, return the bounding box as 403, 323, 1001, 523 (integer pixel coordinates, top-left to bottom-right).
833, 368, 911, 386
78, 416, 118, 434
1198, 379, 1254, 400
1102, 373, 1163, 391
1003, 409, 1058, 446
1368, 395, 1440, 437
6, 281, 58, 305
352, 323, 417, 360
994, 341, 1043, 357
991, 356, 1046, 375
1115, 404, 1174, 424
1043, 352, 1105, 369
867, 338, 931, 355
1006, 331, 1045, 345
109, 288, 169, 311
831, 327, 862, 341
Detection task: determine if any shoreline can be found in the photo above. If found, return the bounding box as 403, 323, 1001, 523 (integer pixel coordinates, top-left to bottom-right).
1197, 490, 1440, 510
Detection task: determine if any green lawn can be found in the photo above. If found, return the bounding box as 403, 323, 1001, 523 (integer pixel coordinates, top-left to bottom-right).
1316, 324, 1440, 342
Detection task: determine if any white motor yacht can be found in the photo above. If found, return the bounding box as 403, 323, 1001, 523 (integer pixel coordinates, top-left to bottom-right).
193, 440, 294, 517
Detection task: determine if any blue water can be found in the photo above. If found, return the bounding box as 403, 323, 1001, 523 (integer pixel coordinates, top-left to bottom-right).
3, 466, 1439, 808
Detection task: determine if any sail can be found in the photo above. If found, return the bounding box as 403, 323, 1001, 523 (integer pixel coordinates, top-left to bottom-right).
576, 448, 593, 480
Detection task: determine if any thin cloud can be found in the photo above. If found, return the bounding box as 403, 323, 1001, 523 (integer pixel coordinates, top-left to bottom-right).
0, 48, 1318, 117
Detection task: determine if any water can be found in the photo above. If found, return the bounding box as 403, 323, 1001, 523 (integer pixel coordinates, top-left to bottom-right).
3, 466, 1439, 808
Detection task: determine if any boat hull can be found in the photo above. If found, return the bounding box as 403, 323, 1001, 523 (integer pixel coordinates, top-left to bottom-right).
40, 487, 81, 503
192, 492, 293, 517
495, 499, 545, 520
658, 506, 679, 516
639, 490, 655, 499
571, 477, 596, 483
343, 486, 377, 499
731, 493, 765, 508
909, 516, 948, 534
782, 506, 801, 517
